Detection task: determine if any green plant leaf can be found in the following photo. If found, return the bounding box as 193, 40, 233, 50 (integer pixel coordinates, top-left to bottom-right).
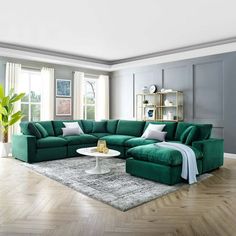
0, 84, 4, 100
9, 115, 24, 126
11, 111, 23, 118
9, 93, 17, 101
2, 96, 10, 106
0, 87, 25, 131
0, 106, 8, 116
8, 104, 13, 115
8, 88, 14, 97
2, 120, 8, 127
10, 93, 25, 103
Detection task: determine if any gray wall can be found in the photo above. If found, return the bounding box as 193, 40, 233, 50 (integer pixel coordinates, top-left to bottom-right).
0, 56, 109, 120
110, 51, 236, 153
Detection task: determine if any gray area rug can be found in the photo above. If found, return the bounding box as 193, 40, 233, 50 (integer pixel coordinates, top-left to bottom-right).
23, 156, 211, 211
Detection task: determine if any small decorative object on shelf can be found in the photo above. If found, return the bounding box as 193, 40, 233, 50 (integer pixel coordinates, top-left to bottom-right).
142, 86, 149, 94
161, 88, 173, 93
163, 114, 168, 120
136, 90, 183, 121
146, 108, 155, 120
149, 85, 158, 94
166, 111, 174, 120
164, 99, 174, 106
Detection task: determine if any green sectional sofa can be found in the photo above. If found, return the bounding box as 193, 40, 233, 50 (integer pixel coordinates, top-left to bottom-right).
12, 119, 224, 185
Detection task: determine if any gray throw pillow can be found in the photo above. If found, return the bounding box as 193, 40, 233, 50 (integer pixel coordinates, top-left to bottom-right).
62, 127, 83, 136
63, 122, 84, 134
145, 129, 167, 141
141, 124, 166, 138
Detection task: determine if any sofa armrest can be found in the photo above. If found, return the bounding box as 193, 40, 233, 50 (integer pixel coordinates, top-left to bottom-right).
192, 138, 224, 172
12, 135, 36, 163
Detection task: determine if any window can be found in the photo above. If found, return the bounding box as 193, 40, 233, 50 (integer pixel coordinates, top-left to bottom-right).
83, 78, 97, 119
19, 69, 42, 122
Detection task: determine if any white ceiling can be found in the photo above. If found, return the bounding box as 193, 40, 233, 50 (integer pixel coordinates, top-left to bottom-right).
0, 0, 236, 61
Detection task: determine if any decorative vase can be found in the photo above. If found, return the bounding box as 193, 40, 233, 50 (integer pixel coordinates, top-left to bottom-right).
164, 99, 170, 106
163, 115, 168, 120
97, 140, 107, 153
0, 142, 11, 157
167, 111, 173, 120
142, 86, 149, 94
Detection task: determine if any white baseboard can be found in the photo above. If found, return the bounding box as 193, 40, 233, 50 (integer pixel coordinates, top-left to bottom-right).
224, 153, 236, 159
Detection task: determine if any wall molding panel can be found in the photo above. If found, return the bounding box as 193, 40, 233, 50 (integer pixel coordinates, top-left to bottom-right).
110, 52, 235, 151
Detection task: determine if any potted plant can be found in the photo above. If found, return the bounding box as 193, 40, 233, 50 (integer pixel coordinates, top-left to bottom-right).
0, 84, 25, 157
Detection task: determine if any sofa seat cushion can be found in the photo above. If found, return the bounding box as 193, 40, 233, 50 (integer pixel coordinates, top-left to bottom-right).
127, 144, 203, 166
100, 135, 134, 146
37, 137, 68, 148
91, 133, 111, 138
62, 134, 98, 145
125, 137, 158, 148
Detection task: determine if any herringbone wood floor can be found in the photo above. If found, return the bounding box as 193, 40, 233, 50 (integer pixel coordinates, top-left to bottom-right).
0, 156, 236, 236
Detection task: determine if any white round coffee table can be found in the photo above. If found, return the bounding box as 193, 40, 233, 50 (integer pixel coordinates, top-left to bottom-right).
77, 147, 120, 174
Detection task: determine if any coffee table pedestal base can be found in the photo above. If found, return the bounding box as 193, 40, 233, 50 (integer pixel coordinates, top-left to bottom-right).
85, 156, 110, 175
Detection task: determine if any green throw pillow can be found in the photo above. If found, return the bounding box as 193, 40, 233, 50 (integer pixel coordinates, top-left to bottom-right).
35, 123, 49, 138
180, 126, 193, 144
185, 126, 198, 145
92, 121, 107, 133
28, 123, 42, 139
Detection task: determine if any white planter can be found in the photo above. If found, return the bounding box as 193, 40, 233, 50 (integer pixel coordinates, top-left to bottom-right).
0, 142, 11, 157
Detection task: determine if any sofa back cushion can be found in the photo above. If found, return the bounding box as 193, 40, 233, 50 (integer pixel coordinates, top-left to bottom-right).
20, 122, 31, 135
81, 120, 93, 133
175, 122, 212, 141
107, 120, 119, 133
37, 121, 55, 136
144, 121, 177, 140
52, 120, 83, 136
116, 120, 145, 137
20, 121, 55, 136
92, 121, 107, 133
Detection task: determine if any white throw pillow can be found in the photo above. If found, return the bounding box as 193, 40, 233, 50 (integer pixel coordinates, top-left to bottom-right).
63, 122, 84, 134
145, 129, 167, 141
62, 127, 83, 136
142, 123, 166, 138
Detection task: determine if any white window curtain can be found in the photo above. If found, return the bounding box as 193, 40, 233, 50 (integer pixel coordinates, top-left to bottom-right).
95, 75, 109, 121
73, 71, 85, 119
40, 67, 54, 121
5, 62, 22, 139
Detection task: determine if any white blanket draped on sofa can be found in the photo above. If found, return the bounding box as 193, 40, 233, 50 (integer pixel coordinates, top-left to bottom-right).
155, 142, 199, 184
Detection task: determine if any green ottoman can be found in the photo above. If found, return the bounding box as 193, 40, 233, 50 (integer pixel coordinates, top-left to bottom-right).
126, 144, 203, 185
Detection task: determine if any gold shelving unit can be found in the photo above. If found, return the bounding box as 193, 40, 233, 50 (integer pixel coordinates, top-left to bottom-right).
136, 91, 183, 122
